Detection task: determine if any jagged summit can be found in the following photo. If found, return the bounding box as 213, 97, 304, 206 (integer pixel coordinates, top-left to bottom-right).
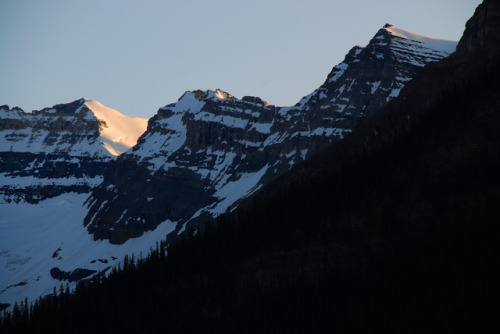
32, 98, 95, 117
176, 89, 237, 103
171, 88, 267, 111
242, 95, 269, 106
0, 105, 25, 120
173, 89, 269, 107
157, 89, 270, 121
0, 105, 24, 112
291, 24, 457, 119
204, 89, 236, 101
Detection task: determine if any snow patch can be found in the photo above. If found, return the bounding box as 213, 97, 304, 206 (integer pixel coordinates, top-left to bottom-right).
370, 81, 382, 94
85, 100, 148, 156
385, 26, 457, 54
328, 63, 348, 82
209, 164, 269, 216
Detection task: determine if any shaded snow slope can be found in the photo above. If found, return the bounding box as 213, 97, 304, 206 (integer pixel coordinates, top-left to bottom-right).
0, 192, 176, 310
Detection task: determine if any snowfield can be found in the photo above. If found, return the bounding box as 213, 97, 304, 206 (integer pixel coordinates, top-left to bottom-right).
0, 193, 177, 309
84, 99, 149, 156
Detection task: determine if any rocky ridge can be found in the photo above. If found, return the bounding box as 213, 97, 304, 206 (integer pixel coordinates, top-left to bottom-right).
84, 25, 457, 244
0, 99, 147, 204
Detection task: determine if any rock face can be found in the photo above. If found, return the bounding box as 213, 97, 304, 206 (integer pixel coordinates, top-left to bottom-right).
84, 25, 457, 244
0, 99, 148, 204
0, 100, 106, 205
454, 0, 500, 60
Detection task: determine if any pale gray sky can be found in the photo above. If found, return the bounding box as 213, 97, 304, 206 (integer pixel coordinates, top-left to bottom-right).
0, 0, 482, 118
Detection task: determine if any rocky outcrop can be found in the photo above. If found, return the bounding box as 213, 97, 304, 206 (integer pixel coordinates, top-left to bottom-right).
454, 0, 500, 60
0, 102, 104, 204
287, 24, 456, 127
0, 100, 104, 157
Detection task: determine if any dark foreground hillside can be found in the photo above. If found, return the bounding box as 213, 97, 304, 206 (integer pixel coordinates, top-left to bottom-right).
2, 1, 499, 333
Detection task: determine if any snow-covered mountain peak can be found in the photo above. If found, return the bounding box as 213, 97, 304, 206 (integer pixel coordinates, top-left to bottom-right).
0, 99, 148, 157
383, 24, 457, 54
179, 89, 237, 102
84, 99, 148, 156
205, 89, 236, 101
288, 23, 458, 122
160, 91, 206, 116
159, 89, 243, 118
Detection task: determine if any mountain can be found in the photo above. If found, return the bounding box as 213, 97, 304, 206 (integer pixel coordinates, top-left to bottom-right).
0, 99, 147, 204
83, 24, 457, 244
289, 24, 456, 121
1, 1, 496, 332
0, 98, 147, 157
0, 99, 148, 309
0, 25, 456, 310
